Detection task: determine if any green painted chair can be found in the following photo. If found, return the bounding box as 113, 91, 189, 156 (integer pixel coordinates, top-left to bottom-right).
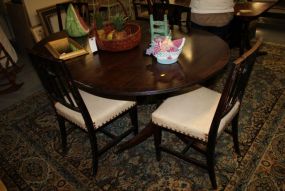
150, 14, 169, 41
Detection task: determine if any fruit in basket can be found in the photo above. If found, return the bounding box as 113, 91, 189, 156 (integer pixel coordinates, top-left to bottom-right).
107, 30, 115, 40
97, 30, 106, 40
96, 23, 141, 51
112, 14, 127, 40
95, 14, 106, 40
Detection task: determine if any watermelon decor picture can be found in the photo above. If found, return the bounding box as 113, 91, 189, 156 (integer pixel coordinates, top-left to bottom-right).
65, 4, 90, 37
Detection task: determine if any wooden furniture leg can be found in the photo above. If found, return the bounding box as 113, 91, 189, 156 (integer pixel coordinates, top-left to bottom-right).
0, 43, 24, 94
116, 122, 154, 152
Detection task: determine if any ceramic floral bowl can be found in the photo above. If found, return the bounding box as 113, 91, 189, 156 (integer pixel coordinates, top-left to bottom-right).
146, 36, 185, 64
154, 48, 183, 64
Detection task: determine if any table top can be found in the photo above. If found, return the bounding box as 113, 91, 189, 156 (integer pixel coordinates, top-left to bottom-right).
234, 2, 275, 18
32, 23, 230, 98
169, 0, 190, 7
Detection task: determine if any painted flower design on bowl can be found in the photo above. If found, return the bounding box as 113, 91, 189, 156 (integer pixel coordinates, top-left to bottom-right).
146, 36, 185, 64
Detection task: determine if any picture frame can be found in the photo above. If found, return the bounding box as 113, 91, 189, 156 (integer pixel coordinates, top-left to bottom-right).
37, 5, 67, 36
30, 25, 45, 42
45, 37, 88, 60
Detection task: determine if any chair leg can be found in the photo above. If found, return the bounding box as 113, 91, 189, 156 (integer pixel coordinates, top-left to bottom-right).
0, 65, 24, 95
57, 115, 67, 154
153, 124, 162, 161
0, 82, 23, 95
231, 113, 241, 155
206, 151, 217, 189
88, 132, 99, 176
129, 106, 138, 135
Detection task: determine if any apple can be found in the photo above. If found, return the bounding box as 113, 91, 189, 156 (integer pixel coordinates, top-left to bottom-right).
106, 30, 115, 40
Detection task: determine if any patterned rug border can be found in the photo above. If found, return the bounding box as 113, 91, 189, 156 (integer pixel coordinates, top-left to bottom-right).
0, 91, 48, 129
245, 102, 285, 190
0, 90, 46, 113
225, 89, 285, 190
261, 41, 285, 48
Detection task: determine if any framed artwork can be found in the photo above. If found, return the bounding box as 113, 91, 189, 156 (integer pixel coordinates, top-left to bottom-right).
23, 0, 70, 27
45, 37, 88, 60
37, 5, 67, 36
30, 25, 45, 42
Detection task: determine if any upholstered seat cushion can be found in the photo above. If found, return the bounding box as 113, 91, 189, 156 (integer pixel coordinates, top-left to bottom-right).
152, 87, 240, 141
55, 90, 135, 130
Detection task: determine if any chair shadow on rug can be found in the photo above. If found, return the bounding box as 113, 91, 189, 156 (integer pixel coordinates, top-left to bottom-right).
29, 52, 138, 176
151, 39, 263, 189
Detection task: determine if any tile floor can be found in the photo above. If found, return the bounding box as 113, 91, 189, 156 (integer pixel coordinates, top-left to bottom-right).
0, 17, 284, 111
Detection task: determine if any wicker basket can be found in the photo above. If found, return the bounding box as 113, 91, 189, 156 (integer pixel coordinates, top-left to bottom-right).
94, 23, 142, 52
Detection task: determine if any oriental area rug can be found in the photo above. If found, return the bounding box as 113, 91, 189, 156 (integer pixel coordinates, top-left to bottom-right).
0, 43, 285, 191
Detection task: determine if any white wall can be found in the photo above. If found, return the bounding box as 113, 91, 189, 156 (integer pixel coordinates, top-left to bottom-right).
23, 0, 70, 27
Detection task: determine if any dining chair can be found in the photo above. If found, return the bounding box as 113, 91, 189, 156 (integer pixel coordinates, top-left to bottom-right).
29, 52, 138, 176
150, 14, 169, 41
151, 39, 262, 189
151, 0, 191, 32
151, 0, 168, 20
131, 0, 151, 20
0, 42, 23, 94
56, 2, 90, 32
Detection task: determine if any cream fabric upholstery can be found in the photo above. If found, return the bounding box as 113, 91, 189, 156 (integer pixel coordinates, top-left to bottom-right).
152, 87, 240, 142
55, 90, 136, 130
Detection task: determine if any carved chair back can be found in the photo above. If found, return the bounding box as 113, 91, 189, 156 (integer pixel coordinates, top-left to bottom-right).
208, 39, 262, 148
29, 53, 95, 133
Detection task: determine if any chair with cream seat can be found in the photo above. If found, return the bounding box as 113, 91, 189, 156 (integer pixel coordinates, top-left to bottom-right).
151, 39, 262, 189
29, 52, 138, 176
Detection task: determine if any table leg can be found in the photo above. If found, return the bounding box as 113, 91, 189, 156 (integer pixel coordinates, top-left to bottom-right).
116, 122, 154, 153
240, 21, 250, 55
240, 19, 267, 56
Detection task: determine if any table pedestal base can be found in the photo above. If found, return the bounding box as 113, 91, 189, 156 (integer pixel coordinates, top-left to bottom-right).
117, 122, 154, 153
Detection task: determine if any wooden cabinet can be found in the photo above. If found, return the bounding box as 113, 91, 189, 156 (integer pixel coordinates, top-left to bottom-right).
5, 2, 34, 53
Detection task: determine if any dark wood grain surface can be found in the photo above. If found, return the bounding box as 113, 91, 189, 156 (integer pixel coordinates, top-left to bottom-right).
234, 2, 275, 18
170, 0, 190, 7
32, 23, 230, 98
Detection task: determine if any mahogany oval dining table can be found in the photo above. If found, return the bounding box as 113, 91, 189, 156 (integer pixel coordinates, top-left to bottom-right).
32, 22, 230, 151
32, 24, 230, 98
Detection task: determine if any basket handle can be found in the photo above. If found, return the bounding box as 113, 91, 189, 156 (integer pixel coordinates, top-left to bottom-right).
93, 0, 129, 39
116, 0, 129, 19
